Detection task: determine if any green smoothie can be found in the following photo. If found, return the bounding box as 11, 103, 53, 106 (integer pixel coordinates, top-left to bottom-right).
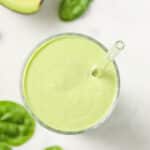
23, 34, 119, 133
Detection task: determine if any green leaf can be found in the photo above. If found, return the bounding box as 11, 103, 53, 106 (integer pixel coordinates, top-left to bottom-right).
0, 143, 11, 150
45, 146, 63, 150
0, 101, 35, 146
59, 0, 93, 21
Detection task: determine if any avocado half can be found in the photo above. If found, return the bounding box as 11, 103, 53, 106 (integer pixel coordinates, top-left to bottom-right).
0, 0, 43, 14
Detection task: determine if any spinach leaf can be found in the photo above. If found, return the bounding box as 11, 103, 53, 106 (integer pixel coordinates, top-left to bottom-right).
59, 0, 93, 21
45, 146, 63, 150
0, 143, 11, 150
0, 101, 35, 146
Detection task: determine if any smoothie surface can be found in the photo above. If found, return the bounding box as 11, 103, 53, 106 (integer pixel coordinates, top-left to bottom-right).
23, 34, 119, 132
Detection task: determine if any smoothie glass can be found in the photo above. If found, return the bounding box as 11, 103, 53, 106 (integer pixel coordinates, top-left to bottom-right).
22, 33, 123, 134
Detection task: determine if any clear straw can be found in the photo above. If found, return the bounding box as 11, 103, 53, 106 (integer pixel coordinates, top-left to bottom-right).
91, 40, 125, 78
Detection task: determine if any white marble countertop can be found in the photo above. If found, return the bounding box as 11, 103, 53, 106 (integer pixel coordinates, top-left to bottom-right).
0, 0, 150, 150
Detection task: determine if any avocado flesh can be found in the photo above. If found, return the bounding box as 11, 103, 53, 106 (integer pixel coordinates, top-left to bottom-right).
0, 0, 43, 14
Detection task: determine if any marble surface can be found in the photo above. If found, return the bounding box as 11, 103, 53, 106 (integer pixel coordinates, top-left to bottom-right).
0, 0, 150, 150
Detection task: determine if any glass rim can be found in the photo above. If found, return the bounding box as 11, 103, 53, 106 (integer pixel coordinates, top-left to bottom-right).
21, 32, 121, 135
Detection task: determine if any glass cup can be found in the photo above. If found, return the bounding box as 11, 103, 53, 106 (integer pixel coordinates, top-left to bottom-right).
22, 33, 123, 134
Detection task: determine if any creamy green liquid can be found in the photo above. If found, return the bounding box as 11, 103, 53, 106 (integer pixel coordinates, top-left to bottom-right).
23, 34, 119, 133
